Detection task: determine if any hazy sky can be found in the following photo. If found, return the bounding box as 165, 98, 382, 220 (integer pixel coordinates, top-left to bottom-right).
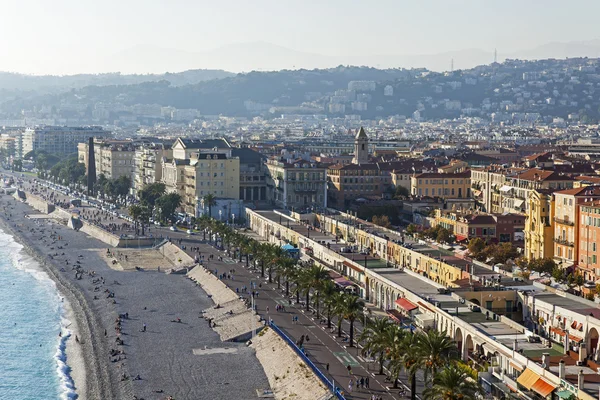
2, 0, 600, 74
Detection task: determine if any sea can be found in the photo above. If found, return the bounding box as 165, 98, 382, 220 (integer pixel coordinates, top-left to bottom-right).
0, 228, 77, 399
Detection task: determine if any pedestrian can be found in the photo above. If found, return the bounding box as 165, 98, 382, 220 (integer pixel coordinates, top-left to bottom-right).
348, 380, 353, 393
356, 379, 359, 390
326, 363, 329, 371
365, 376, 369, 389
360, 377, 364, 389
347, 364, 352, 375
266, 306, 269, 313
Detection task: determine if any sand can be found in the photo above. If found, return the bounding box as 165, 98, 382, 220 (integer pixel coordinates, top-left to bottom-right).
252, 328, 330, 400
64, 300, 87, 400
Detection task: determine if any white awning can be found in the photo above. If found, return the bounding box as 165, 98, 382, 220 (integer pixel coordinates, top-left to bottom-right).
514, 199, 525, 208
499, 185, 512, 192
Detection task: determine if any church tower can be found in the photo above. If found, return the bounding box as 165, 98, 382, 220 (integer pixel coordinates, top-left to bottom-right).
353, 127, 369, 165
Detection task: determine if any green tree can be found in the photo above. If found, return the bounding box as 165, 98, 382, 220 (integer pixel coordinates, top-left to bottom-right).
321, 279, 338, 329
406, 224, 418, 235
299, 265, 329, 316
129, 204, 143, 233
203, 193, 218, 217
395, 185, 410, 198
156, 192, 182, 222
417, 330, 460, 383
113, 175, 131, 205
339, 293, 364, 347
422, 365, 480, 400
388, 329, 420, 394
467, 238, 486, 260
138, 182, 166, 207
372, 215, 392, 228
436, 227, 453, 244
358, 317, 395, 375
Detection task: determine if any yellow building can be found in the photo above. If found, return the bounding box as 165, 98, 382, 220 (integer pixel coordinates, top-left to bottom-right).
411, 171, 471, 198
524, 189, 554, 260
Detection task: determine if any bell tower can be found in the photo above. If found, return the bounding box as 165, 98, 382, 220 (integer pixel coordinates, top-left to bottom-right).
353, 127, 369, 165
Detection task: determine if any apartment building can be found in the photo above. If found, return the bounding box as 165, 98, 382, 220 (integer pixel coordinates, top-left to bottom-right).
411, 171, 471, 199
265, 157, 327, 210
470, 165, 512, 213
24, 126, 110, 157
433, 209, 524, 243
524, 189, 555, 260
501, 169, 574, 214
132, 143, 173, 195
579, 200, 600, 281
233, 147, 267, 202
77, 139, 135, 180
327, 163, 383, 207
553, 186, 600, 268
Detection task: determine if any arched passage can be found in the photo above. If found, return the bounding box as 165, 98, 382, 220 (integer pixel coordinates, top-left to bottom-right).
470, 299, 481, 306
455, 328, 463, 354
465, 334, 474, 360
588, 327, 599, 358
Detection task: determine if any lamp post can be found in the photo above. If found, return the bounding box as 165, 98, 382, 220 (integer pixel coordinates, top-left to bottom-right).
219, 209, 222, 221
232, 213, 235, 226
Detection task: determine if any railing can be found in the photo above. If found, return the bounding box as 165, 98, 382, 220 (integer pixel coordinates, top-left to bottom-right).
553, 217, 575, 226
269, 321, 346, 400
553, 237, 575, 247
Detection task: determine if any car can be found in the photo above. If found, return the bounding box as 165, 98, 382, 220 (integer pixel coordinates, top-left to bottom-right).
186, 229, 194, 235
169, 226, 177, 231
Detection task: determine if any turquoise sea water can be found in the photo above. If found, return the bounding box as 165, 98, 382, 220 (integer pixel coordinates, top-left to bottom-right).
0, 228, 76, 399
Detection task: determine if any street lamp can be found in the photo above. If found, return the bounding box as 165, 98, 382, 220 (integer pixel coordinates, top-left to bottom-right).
232, 213, 235, 226
219, 209, 222, 221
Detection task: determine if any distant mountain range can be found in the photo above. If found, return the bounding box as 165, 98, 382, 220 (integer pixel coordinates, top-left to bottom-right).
0, 69, 234, 94
108, 39, 600, 74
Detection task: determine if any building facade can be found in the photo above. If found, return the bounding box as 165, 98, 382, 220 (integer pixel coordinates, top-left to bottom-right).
524, 189, 555, 260
78, 139, 135, 180
411, 171, 471, 199
24, 126, 110, 157
265, 158, 327, 210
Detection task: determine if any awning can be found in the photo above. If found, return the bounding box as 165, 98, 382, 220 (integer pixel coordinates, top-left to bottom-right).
531, 377, 557, 397
472, 189, 482, 197
550, 326, 583, 342
576, 322, 583, 330
514, 199, 525, 208
455, 234, 468, 242
395, 298, 418, 312
334, 277, 355, 288
517, 368, 541, 390
509, 362, 524, 371
556, 390, 575, 399
500, 185, 513, 192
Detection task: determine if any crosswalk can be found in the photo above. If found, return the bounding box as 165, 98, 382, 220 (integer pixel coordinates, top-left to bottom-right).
333, 351, 360, 367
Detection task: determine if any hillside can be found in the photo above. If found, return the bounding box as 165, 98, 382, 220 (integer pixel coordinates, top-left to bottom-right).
3, 58, 600, 122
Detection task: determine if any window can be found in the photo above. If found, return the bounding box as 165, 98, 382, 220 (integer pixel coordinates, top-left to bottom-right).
486, 301, 493, 310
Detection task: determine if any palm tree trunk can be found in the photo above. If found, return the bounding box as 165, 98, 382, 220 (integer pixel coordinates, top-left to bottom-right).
246, 254, 249, 268
296, 283, 300, 303
277, 275, 281, 290
261, 261, 265, 278
268, 267, 273, 283
410, 374, 416, 400
316, 293, 320, 319
378, 353, 384, 375
349, 319, 354, 347
327, 308, 331, 329
285, 280, 289, 297
305, 291, 310, 312
337, 319, 343, 337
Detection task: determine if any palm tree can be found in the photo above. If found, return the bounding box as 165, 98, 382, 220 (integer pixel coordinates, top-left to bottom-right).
422, 365, 480, 400
340, 293, 364, 347
358, 317, 395, 375
333, 292, 347, 337
277, 258, 298, 296
321, 279, 338, 329
300, 265, 329, 316
128, 204, 142, 234
417, 330, 460, 384
203, 193, 217, 218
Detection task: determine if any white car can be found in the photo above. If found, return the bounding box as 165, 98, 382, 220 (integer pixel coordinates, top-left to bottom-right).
169, 226, 177, 231
186, 229, 194, 235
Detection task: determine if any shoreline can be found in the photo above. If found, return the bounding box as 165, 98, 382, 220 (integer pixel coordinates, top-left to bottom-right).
0, 196, 115, 399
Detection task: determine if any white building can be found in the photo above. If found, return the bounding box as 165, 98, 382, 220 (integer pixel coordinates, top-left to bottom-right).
22, 126, 110, 158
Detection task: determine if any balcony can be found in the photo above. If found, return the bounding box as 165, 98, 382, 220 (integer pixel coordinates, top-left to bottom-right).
554, 217, 575, 226
553, 237, 575, 247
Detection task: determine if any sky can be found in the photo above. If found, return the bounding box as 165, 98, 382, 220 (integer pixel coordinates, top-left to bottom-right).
2, 0, 600, 75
